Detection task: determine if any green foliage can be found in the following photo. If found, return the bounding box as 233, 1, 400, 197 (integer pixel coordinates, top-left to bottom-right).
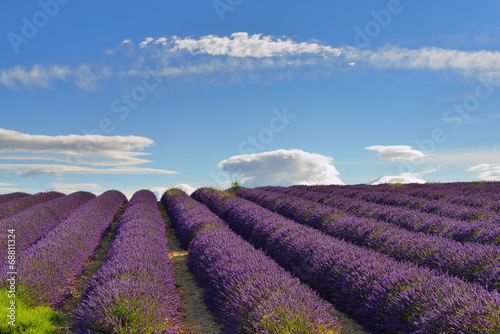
0, 290, 64, 334
101, 299, 172, 334
229, 179, 243, 193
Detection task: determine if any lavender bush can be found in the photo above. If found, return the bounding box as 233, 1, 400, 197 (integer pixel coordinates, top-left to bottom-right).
0, 191, 96, 259
74, 190, 181, 334
193, 187, 500, 333
264, 185, 500, 245
0, 191, 65, 220
162, 189, 342, 334
0, 190, 126, 309
0, 192, 28, 205
236, 187, 500, 291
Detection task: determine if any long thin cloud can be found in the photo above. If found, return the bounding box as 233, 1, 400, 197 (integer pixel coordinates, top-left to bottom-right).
365, 145, 427, 161
0, 64, 111, 91
0, 128, 156, 166
467, 163, 500, 181
2, 32, 500, 90
0, 128, 177, 175
0, 164, 177, 177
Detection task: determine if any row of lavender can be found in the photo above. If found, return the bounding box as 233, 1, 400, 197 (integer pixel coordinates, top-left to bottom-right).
0, 192, 28, 206
235, 187, 500, 291
74, 190, 181, 333
308, 181, 500, 204
193, 188, 500, 333
381, 181, 500, 208
262, 185, 500, 245
0, 190, 126, 308
305, 182, 500, 215
0, 191, 96, 260
296, 183, 500, 222
162, 189, 342, 333
0, 191, 65, 220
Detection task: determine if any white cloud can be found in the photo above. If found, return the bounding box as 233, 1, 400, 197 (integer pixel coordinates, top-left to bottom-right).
125, 33, 345, 83
4, 34, 500, 93
344, 45, 500, 80
218, 149, 344, 186
164, 32, 341, 58
150, 183, 197, 198
371, 174, 427, 185
0, 64, 111, 91
429, 148, 500, 166
52, 182, 100, 190
467, 163, 495, 172
0, 128, 177, 177
139, 37, 154, 48
0, 64, 71, 89
0, 164, 177, 177
0, 188, 24, 193
370, 167, 437, 185
0, 182, 15, 187
0, 128, 152, 152
0, 128, 156, 167
467, 164, 500, 181
73, 64, 112, 91
365, 145, 427, 161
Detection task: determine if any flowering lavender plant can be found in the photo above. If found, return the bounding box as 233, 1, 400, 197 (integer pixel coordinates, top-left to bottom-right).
74, 190, 181, 334
193, 187, 500, 333
163, 189, 342, 333
0, 190, 126, 309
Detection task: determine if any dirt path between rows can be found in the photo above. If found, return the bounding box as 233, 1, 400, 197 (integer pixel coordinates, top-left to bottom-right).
158, 202, 224, 333
56, 203, 127, 333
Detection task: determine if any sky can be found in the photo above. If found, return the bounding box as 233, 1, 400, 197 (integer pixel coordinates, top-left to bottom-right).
1, 0, 500, 198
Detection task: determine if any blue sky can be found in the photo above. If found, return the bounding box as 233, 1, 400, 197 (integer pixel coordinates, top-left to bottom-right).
1, 0, 500, 198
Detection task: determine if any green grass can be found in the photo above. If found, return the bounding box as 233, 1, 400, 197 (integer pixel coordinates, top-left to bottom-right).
0, 290, 64, 334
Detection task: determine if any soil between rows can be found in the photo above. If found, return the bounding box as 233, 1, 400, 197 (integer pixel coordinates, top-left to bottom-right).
158, 202, 223, 333
56, 203, 127, 333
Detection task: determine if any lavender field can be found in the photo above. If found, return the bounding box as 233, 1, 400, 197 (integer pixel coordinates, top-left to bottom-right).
1, 182, 500, 333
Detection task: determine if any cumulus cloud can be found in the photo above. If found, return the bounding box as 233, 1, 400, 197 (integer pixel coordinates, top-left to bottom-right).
365, 145, 427, 161
218, 149, 344, 186
467, 164, 500, 181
